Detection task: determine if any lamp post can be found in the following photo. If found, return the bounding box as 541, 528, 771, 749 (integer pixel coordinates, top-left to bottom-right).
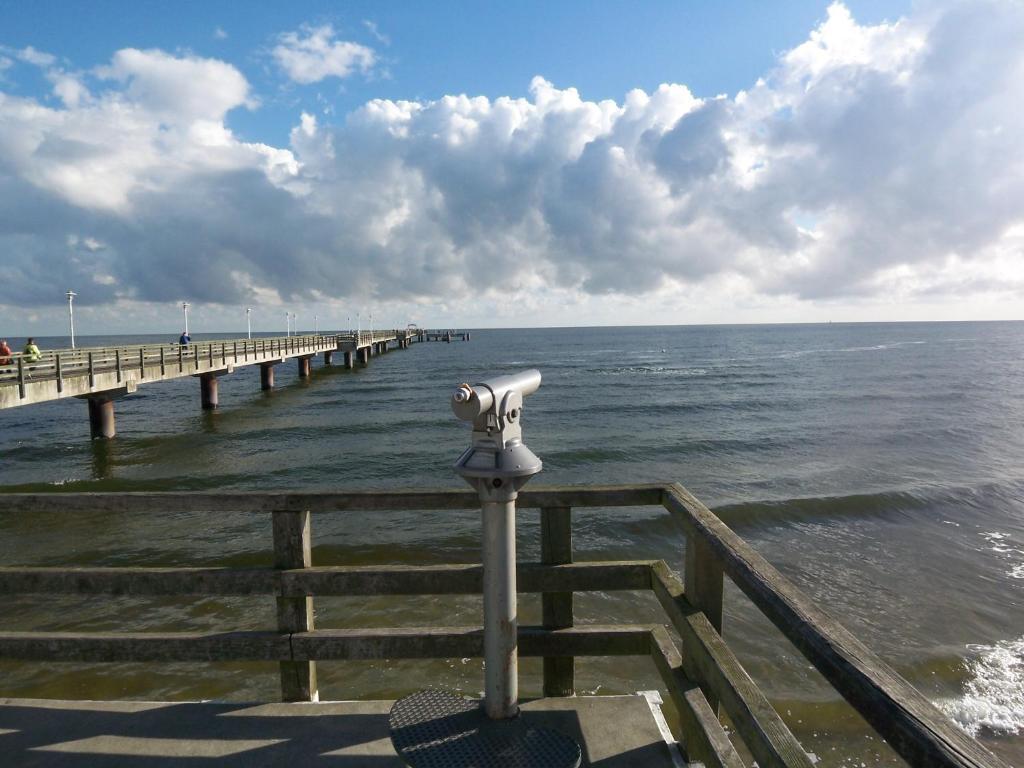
66, 290, 77, 349
314, 314, 318, 335
246, 308, 252, 339
182, 302, 190, 336
285, 312, 291, 337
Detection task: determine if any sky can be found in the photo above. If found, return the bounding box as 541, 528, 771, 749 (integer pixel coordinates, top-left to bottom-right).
0, 0, 1022, 334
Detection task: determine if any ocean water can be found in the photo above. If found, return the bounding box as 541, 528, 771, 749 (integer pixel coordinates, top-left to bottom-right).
0, 322, 1022, 766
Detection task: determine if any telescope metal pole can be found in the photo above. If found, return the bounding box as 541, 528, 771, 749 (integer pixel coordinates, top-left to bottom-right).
481, 494, 518, 719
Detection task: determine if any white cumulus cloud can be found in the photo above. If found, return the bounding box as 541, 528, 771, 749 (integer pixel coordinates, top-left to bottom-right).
272, 24, 376, 84
0, 0, 1021, 325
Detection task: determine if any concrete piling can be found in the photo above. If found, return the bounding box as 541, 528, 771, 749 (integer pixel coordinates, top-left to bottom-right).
87, 397, 116, 439
260, 363, 276, 391
344, 351, 354, 369
199, 374, 219, 410
323, 351, 333, 366
297, 356, 312, 378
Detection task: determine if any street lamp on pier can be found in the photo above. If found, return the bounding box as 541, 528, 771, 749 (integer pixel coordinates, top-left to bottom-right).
182, 302, 190, 336
66, 290, 77, 349
246, 307, 252, 339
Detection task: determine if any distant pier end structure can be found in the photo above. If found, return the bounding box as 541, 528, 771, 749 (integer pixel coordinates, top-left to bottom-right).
0, 327, 458, 439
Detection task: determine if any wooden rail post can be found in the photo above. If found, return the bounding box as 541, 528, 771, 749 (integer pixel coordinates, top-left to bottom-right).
541, 505, 574, 696
686, 533, 724, 711
55, 354, 63, 392
272, 509, 318, 702
138, 348, 145, 379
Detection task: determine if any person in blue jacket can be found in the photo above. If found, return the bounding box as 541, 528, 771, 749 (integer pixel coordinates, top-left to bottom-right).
179, 331, 191, 346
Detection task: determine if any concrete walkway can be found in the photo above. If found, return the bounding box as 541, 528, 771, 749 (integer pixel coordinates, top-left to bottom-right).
0, 694, 682, 767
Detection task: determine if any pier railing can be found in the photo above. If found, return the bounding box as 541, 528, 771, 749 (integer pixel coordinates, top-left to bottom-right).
0, 331, 409, 387
0, 484, 1004, 768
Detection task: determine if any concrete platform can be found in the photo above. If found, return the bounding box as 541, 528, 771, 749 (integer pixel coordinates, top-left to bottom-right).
0, 694, 683, 767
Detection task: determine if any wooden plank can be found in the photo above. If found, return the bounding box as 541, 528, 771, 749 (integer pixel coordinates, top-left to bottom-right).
686, 529, 724, 711
648, 626, 744, 768
272, 510, 317, 702
0, 484, 667, 514
541, 506, 574, 696
662, 484, 1009, 768
0, 561, 653, 596
289, 624, 654, 661
283, 561, 652, 596
0, 631, 287, 661
0, 567, 279, 595
652, 562, 814, 768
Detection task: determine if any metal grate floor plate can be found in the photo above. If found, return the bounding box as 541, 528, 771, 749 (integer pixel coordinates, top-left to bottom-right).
389, 689, 582, 768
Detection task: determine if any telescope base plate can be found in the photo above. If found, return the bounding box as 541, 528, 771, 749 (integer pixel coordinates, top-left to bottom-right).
389, 688, 581, 768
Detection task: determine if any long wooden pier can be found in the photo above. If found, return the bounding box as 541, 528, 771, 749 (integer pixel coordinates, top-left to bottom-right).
0, 329, 436, 438
0, 483, 1007, 767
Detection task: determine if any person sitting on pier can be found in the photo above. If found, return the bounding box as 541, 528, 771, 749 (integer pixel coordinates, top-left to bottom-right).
0, 338, 11, 365
22, 338, 41, 362
179, 331, 191, 346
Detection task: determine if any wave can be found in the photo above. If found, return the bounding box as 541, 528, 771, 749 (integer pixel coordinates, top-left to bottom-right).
940, 637, 1024, 737
712, 480, 1024, 527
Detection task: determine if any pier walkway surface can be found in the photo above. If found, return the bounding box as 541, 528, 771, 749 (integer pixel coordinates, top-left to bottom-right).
0, 695, 677, 767
0, 328, 460, 438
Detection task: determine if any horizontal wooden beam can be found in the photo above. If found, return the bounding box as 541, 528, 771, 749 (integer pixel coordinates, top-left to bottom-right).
0, 625, 654, 663
662, 483, 1009, 768
648, 626, 744, 768
651, 562, 813, 768
0, 561, 654, 596
0, 631, 287, 662
0, 484, 666, 513
289, 625, 654, 661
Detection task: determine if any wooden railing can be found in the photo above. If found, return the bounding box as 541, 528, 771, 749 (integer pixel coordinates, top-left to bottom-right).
0, 331, 411, 386
0, 484, 1006, 768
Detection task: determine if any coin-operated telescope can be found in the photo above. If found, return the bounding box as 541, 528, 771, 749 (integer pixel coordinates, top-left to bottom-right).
387, 369, 581, 768
451, 369, 543, 494
453, 369, 542, 720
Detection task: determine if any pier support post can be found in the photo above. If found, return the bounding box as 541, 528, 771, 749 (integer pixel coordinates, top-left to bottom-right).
323, 350, 333, 366
685, 534, 725, 712
344, 351, 354, 369
273, 509, 318, 702
541, 506, 574, 696
359, 347, 370, 364
199, 373, 219, 410
87, 397, 116, 439
260, 363, 276, 390
297, 355, 312, 378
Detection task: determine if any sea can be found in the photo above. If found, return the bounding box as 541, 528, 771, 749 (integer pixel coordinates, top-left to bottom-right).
1, 322, 1022, 767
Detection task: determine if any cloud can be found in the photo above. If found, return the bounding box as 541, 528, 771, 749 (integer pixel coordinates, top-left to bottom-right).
214, 27, 228, 40
362, 20, 390, 46
0, 0, 1022, 323
272, 24, 376, 84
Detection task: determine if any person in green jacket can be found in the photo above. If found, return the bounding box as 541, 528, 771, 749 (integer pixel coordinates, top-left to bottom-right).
22, 338, 41, 362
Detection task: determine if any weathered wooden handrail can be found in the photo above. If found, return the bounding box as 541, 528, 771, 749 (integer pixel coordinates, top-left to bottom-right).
0, 483, 1007, 768
662, 483, 1007, 768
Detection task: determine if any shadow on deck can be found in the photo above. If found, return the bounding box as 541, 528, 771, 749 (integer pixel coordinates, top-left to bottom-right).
0, 694, 678, 767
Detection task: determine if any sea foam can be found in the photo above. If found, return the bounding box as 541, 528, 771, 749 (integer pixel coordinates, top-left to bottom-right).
941, 637, 1024, 736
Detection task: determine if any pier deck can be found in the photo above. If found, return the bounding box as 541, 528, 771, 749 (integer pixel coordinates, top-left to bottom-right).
0, 328, 453, 438
0, 694, 679, 767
